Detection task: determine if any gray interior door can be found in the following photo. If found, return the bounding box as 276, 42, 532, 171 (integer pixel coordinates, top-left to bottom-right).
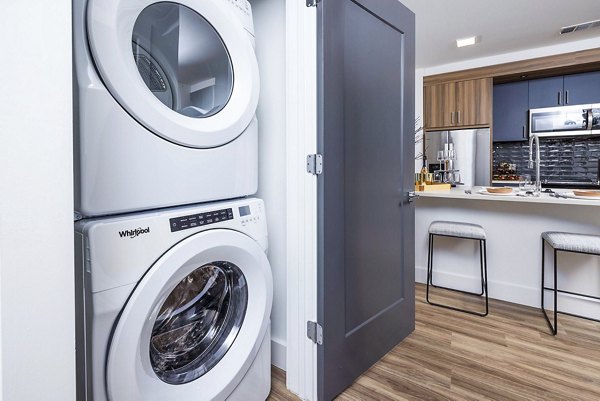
317, 0, 415, 399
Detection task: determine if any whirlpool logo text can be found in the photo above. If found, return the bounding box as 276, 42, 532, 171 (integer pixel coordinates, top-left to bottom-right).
118, 227, 150, 239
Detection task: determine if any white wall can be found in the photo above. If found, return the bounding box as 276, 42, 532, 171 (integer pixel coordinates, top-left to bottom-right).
252, 0, 288, 370
414, 37, 600, 173
420, 37, 600, 77
0, 1, 75, 400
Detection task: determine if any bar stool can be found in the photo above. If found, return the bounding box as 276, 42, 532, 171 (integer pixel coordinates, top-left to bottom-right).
427, 221, 488, 316
541, 231, 600, 335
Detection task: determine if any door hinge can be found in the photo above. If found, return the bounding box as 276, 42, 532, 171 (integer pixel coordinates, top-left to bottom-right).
307, 321, 323, 345
407, 191, 419, 203
306, 154, 323, 175
306, 0, 321, 7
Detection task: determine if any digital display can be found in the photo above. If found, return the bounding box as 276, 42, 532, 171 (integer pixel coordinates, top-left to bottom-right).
239, 205, 251, 217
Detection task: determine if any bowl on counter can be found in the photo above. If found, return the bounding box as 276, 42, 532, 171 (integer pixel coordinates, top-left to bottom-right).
486, 187, 513, 194
573, 190, 600, 197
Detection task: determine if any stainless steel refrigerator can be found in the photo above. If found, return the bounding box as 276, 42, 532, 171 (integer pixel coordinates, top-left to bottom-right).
424, 128, 491, 186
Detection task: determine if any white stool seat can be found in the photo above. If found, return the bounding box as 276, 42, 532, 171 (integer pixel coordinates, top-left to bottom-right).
429, 221, 486, 240
542, 232, 600, 255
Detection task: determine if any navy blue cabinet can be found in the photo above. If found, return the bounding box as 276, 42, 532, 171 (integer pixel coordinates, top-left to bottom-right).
564, 71, 600, 105
494, 81, 529, 142
529, 71, 600, 108
528, 76, 564, 108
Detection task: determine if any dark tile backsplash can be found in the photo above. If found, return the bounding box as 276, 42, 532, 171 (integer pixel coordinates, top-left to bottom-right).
493, 137, 600, 183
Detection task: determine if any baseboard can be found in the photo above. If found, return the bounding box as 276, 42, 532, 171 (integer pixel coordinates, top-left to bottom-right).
415, 266, 600, 318
271, 338, 286, 370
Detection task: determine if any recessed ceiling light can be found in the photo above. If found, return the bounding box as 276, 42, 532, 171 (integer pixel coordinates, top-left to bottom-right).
456, 36, 479, 48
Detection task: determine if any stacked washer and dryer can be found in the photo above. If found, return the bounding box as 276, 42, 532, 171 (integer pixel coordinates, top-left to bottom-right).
73, 0, 273, 400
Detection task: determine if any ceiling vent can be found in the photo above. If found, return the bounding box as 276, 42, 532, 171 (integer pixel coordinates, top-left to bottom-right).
560, 19, 600, 34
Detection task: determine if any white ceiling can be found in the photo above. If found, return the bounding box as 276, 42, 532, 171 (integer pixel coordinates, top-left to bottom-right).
400, 0, 600, 68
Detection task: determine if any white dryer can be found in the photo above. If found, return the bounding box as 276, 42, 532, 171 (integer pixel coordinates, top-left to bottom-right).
75, 198, 272, 400
73, 0, 260, 217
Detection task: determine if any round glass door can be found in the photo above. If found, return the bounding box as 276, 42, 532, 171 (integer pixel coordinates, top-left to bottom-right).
149, 261, 248, 384
132, 2, 234, 118
87, 0, 260, 147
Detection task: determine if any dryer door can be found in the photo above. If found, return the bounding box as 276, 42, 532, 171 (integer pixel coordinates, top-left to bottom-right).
87, 0, 259, 148
106, 229, 272, 401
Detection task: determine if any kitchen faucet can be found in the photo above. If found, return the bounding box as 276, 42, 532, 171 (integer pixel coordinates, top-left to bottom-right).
528, 134, 541, 194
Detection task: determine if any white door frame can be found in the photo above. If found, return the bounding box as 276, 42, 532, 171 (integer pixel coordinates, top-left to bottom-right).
284, 1, 318, 400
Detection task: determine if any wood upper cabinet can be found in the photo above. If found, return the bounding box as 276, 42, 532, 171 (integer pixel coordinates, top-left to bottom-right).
424, 77, 492, 130
424, 82, 455, 128
455, 78, 492, 126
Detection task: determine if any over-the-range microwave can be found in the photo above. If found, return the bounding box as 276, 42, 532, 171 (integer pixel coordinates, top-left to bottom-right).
529, 104, 600, 137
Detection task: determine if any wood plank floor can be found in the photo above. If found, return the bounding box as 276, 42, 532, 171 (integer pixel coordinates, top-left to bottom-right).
268, 283, 600, 401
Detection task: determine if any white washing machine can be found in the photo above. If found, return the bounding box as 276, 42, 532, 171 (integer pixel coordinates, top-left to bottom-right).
73, 0, 260, 217
75, 198, 272, 400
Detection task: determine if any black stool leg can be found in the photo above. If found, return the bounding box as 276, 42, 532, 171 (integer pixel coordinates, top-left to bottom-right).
541, 239, 558, 335
426, 234, 432, 303
482, 239, 489, 316
426, 233, 488, 317
541, 238, 545, 316
553, 249, 558, 334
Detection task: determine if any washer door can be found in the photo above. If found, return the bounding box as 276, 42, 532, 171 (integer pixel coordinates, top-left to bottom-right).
87, 0, 259, 148
106, 230, 272, 401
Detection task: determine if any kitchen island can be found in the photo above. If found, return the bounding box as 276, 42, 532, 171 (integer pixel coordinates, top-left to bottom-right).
415, 187, 600, 319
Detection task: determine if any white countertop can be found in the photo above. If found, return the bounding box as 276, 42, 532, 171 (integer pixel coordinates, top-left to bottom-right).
416, 186, 600, 206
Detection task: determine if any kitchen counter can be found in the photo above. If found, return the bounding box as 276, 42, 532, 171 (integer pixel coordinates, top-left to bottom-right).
416, 186, 600, 206
415, 188, 600, 318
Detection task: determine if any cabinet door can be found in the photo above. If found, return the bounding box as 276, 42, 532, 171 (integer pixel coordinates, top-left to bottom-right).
563, 71, 600, 105
493, 81, 529, 142
455, 78, 492, 126
529, 76, 564, 108
424, 83, 454, 129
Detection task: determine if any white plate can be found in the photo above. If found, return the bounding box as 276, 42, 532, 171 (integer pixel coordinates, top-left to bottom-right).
562, 192, 600, 200
477, 189, 516, 196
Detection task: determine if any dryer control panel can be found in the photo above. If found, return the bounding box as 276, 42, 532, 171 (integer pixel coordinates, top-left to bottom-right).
170, 208, 234, 232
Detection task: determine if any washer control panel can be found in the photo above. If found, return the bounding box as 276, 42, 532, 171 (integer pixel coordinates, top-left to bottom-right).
170, 208, 234, 232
